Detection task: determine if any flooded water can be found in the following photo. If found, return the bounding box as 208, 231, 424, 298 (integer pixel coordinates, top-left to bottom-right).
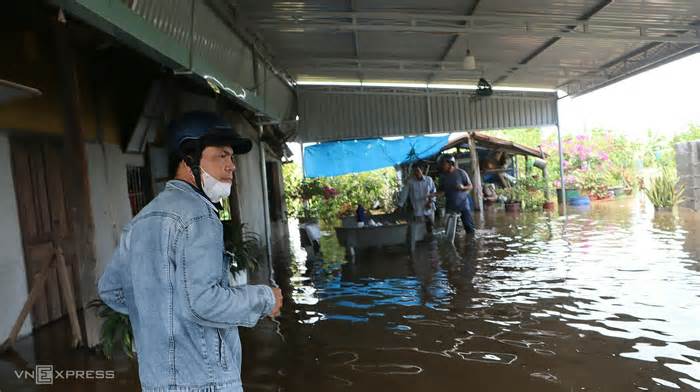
2, 196, 699, 391
243, 196, 700, 391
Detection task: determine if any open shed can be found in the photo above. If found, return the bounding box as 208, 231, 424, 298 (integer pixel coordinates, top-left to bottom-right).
415, 132, 550, 211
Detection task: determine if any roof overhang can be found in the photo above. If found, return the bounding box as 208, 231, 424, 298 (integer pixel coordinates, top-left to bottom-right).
231, 0, 700, 98
53, 0, 297, 121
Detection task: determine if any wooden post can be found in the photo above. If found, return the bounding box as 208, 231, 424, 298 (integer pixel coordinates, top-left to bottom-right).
543, 166, 550, 202
56, 246, 83, 347
525, 156, 531, 176
468, 134, 483, 212
53, 16, 100, 346
1, 257, 52, 351
2, 245, 83, 351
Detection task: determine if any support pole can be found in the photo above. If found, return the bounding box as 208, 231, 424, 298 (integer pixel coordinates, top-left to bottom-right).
468, 134, 483, 212
533, 158, 549, 202
53, 14, 99, 346
426, 89, 433, 132
556, 124, 567, 214
2, 245, 83, 351
258, 126, 274, 282
543, 166, 550, 202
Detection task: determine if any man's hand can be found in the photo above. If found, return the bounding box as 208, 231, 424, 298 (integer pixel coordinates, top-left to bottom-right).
270, 287, 283, 317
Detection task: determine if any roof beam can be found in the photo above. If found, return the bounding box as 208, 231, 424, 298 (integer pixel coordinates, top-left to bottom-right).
348, 0, 362, 81
560, 42, 699, 97
493, 0, 613, 85
255, 11, 700, 43
253, 11, 694, 30
289, 65, 606, 82
427, 0, 481, 83
282, 57, 604, 73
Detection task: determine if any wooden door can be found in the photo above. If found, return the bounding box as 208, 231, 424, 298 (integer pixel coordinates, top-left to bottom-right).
10, 137, 81, 328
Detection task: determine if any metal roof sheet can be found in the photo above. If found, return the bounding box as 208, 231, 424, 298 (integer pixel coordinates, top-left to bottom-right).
232, 0, 700, 96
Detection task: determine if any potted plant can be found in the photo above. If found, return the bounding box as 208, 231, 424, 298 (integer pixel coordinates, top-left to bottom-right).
554, 175, 579, 203
519, 176, 548, 211
499, 184, 526, 213
644, 168, 685, 211
223, 221, 263, 286
576, 169, 615, 201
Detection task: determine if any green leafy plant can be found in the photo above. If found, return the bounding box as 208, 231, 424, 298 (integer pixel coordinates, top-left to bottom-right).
498, 183, 527, 203
523, 190, 546, 211
283, 163, 398, 225
223, 221, 263, 273
88, 299, 134, 360
644, 168, 685, 209
574, 169, 614, 199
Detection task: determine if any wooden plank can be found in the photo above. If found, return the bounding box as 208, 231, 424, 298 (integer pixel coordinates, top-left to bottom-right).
28, 145, 51, 240
26, 242, 54, 327
45, 143, 70, 237
45, 264, 63, 322
1, 253, 53, 350
10, 141, 38, 240
38, 143, 65, 322
56, 246, 83, 347
54, 18, 97, 345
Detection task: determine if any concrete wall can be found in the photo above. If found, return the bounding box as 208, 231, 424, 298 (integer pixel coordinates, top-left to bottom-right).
675, 141, 700, 211
0, 133, 33, 340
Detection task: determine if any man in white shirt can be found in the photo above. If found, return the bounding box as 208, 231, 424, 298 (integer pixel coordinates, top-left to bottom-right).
398, 163, 437, 237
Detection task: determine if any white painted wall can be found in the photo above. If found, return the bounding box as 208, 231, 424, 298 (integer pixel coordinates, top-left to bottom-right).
231, 113, 267, 238
0, 133, 33, 340
85, 143, 134, 278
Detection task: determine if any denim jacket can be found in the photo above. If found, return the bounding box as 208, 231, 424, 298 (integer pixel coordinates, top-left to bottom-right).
98, 180, 275, 392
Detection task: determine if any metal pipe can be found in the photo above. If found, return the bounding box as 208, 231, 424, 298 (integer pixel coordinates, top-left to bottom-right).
426, 89, 433, 132
258, 125, 285, 343
257, 125, 274, 282
556, 124, 566, 215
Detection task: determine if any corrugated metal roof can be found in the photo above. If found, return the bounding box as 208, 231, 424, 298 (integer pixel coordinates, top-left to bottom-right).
357, 32, 453, 60
232, 0, 700, 96
297, 86, 558, 142
59, 0, 296, 120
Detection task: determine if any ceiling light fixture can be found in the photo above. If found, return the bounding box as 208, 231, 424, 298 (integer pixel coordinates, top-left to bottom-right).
463, 49, 476, 70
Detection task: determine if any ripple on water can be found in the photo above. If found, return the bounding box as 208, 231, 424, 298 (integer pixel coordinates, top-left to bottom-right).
278, 202, 700, 390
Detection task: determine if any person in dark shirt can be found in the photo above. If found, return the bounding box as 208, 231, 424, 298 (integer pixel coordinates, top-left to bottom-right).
432, 155, 476, 234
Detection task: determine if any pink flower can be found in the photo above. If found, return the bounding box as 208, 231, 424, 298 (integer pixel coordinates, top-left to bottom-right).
599, 152, 609, 161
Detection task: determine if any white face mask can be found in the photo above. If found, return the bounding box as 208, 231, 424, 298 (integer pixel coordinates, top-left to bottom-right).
200, 168, 231, 203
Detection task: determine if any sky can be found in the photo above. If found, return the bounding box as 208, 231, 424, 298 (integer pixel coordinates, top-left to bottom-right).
557, 52, 700, 140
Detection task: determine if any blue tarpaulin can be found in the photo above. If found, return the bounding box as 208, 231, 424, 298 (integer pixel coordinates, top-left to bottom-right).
303, 134, 450, 178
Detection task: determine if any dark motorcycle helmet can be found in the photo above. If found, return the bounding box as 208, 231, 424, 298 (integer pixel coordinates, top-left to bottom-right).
167, 111, 252, 158
166, 111, 252, 191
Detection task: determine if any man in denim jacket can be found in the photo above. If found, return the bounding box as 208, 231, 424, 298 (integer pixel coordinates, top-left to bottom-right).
98, 111, 283, 391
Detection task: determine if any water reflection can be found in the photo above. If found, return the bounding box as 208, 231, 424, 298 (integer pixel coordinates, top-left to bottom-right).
244, 196, 700, 391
